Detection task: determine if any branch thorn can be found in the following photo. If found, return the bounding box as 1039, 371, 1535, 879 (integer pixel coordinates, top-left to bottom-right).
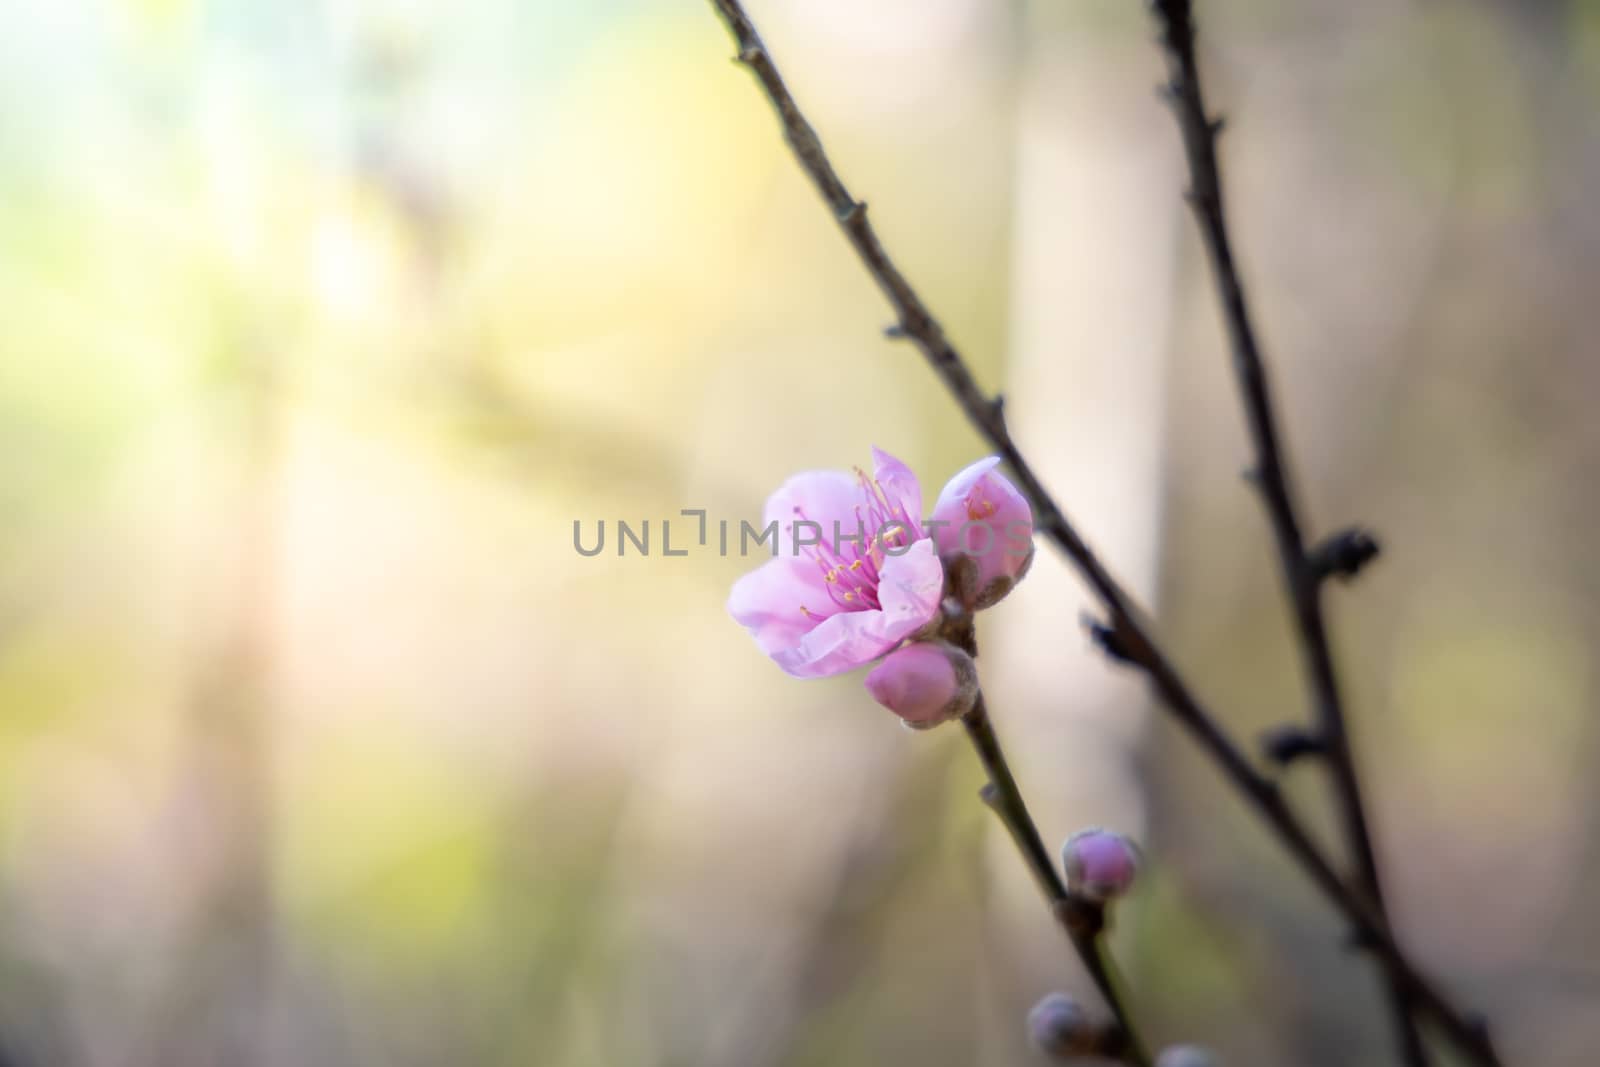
1309, 527, 1381, 583
1260, 724, 1326, 766
1345, 924, 1383, 954
1082, 613, 1135, 665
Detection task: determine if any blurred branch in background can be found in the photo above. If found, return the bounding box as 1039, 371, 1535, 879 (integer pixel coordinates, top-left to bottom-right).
1146, 2, 1441, 1064
716, 744, 962, 1067
144, 341, 285, 1067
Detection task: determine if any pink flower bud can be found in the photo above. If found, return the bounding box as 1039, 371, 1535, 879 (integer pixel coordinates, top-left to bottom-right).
1156, 1045, 1220, 1067
863, 641, 976, 728
1027, 991, 1096, 1057
1062, 827, 1141, 900
929, 457, 1034, 609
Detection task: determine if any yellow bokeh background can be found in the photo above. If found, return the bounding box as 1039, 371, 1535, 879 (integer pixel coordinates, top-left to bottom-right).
0, 0, 1597, 1064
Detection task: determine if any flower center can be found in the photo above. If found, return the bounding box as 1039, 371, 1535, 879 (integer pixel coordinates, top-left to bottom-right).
794, 471, 919, 619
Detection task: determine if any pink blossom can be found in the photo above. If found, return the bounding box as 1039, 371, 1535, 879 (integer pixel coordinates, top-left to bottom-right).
929, 456, 1034, 606
864, 641, 975, 726
727, 448, 944, 678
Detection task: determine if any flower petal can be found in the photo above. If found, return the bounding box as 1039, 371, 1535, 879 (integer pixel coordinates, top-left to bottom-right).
727, 555, 833, 657
771, 538, 943, 678
772, 611, 896, 678
870, 446, 924, 533
930, 456, 1002, 535
873, 537, 945, 633
762, 469, 863, 556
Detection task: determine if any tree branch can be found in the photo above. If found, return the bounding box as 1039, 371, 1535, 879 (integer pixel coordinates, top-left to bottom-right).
701, 2, 1501, 1064
1146, 3, 1451, 1064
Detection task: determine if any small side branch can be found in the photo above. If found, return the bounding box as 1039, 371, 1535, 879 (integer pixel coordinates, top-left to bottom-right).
964, 696, 1151, 1066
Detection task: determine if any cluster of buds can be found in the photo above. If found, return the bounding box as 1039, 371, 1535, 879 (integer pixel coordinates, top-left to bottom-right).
727, 448, 1035, 724
1024, 831, 1148, 1060
859, 454, 1035, 729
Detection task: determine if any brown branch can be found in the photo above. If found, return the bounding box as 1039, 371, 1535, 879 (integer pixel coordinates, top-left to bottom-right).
701, 2, 1502, 1065
1146, 3, 1465, 1065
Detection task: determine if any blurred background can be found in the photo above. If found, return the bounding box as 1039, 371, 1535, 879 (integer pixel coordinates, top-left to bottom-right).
1, 0, 1597, 1063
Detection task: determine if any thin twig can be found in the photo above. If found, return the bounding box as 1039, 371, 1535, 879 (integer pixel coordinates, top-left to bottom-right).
700, 3, 1501, 1065
963, 694, 1151, 1066
1147, 2, 1438, 1064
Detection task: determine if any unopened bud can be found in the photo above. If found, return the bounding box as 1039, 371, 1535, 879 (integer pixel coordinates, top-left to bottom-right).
863, 640, 977, 728
930, 458, 1035, 609
1027, 992, 1097, 1058
1062, 827, 1141, 901
1156, 1044, 1220, 1067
